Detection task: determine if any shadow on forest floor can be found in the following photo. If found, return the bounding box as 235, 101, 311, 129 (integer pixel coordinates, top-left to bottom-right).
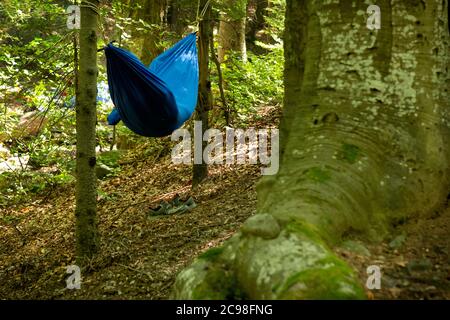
338, 206, 450, 300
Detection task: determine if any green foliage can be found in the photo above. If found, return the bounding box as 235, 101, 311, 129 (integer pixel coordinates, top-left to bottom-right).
0, 214, 21, 225
215, 0, 247, 20
0, 0, 74, 106
103, 0, 181, 55
0, 0, 80, 205
97, 188, 117, 202
97, 150, 123, 168
0, 170, 74, 207
209, 0, 285, 126
0, 0, 285, 207
264, 0, 285, 40
214, 47, 284, 125
0, 106, 20, 141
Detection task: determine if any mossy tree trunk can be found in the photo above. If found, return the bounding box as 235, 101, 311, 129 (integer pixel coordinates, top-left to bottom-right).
75, 0, 100, 263
192, 0, 212, 187
218, 0, 248, 63
173, 0, 450, 299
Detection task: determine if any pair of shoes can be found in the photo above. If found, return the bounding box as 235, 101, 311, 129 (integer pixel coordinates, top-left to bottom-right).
169, 196, 196, 215
148, 196, 197, 216
172, 194, 182, 206
148, 201, 171, 216
184, 197, 196, 210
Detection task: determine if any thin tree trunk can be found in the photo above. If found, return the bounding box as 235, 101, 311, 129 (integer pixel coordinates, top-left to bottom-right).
173, 0, 450, 299
192, 0, 212, 187
210, 31, 229, 126
75, 0, 100, 263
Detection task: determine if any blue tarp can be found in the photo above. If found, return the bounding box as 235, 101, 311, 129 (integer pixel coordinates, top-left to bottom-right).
104, 33, 199, 137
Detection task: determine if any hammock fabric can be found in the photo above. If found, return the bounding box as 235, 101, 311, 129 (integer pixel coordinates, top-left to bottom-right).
104, 33, 199, 137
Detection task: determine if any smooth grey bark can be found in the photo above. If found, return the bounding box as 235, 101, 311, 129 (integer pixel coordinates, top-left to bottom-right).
172, 0, 450, 299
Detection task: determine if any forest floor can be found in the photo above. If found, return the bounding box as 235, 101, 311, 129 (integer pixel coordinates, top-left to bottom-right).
0, 145, 260, 300
0, 106, 449, 300
338, 208, 450, 299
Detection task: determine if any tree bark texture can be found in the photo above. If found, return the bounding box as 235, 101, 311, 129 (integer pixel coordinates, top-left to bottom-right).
173, 0, 450, 299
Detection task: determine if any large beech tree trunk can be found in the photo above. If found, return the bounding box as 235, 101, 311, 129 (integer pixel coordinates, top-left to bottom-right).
173, 0, 450, 299
75, 0, 100, 262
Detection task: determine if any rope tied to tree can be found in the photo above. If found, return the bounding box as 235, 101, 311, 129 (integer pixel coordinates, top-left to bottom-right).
79, 0, 100, 16
196, 0, 212, 24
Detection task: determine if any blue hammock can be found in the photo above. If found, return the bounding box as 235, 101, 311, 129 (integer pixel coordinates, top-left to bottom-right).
104, 33, 199, 137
